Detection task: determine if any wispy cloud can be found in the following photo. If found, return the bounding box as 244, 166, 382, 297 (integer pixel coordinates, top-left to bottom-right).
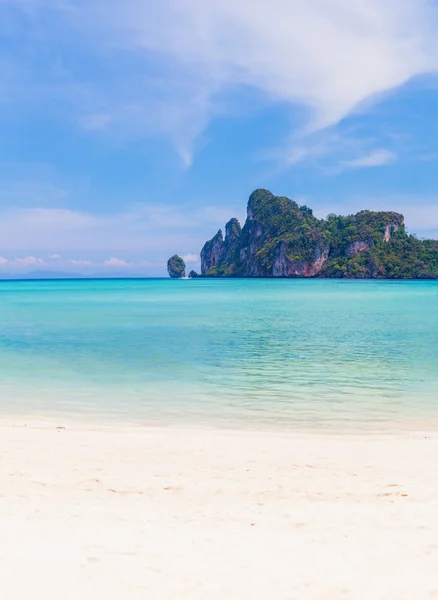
2, 0, 438, 164
182, 254, 199, 264
0, 256, 44, 268
263, 128, 398, 174
104, 257, 131, 268
0, 201, 244, 273
341, 149, 397, 169
0, 254, 142, 274
68, 259, 93, 267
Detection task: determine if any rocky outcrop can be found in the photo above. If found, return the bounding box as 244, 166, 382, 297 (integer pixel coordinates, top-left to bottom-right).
200, 218, 243, 276
200, 230, 225, 275
197, 189, 438, 279
271, 244, 331, 277
345, 240, 371, 257
384, 220, 401, 242
201, 189, 333, 277
188, 270, 200, 278
167, 255, 186, 278
225, 218, 242, 246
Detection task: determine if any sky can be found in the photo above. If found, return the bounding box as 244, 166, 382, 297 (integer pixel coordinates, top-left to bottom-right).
1, 0, 438, 276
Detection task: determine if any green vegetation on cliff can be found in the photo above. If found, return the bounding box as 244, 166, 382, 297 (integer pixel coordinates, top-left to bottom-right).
321, 234, 438, 279
200, 189, 438, 279
167, 255, 186, 278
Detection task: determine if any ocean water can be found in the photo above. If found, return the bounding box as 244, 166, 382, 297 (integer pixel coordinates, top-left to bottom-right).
0, 278, 437, 430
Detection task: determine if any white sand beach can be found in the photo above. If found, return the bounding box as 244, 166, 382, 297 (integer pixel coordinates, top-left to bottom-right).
1, 419, 438, 599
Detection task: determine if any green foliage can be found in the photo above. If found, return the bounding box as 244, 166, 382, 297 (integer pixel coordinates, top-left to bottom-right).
245, 189, 325, 270
167, 254, 186, 278
324, 210, 405, 249
321, 231, 438, 279
226, 218, 241, 239
299, 205, 313, 216
202, 189, 438, 279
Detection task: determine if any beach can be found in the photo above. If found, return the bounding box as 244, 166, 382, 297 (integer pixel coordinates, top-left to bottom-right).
3, 0, 438, 596
2, 418, 438, 599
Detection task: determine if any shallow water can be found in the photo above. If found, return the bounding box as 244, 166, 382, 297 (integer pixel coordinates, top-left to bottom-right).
0, 278, 437, 429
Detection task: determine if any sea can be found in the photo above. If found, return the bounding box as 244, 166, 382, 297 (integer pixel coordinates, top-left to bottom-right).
0, 278, 437, 430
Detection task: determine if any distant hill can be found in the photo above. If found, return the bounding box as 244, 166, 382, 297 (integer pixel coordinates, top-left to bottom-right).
199, 189, 438, 279
0, 271, 87, 280
0, 272, 148, 280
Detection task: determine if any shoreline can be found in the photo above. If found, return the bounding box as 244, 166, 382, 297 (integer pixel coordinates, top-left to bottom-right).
2, 417, 438, 598
2, 411, 438, 436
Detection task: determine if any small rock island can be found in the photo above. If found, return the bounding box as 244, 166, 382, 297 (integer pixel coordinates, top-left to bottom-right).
167, 255, 186, 279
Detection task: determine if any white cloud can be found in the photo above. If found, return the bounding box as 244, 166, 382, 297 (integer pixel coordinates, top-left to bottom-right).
68, 259, 93, 266
0, 201, 244, 274
15, 256, 44, 266
0, 204, 233, 253
0, 253, 155, 274
182, 253, 199, 264
0, 255, 46, 271
80, 0, 438, 156
262, 128, 398, 174
3, 1, 438, 163
342, 149, 397, 169
104, 257, 131, 267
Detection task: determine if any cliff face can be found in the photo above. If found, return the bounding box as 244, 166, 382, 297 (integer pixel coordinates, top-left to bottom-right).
200, 189, 437, 279
200, 218, 243, 275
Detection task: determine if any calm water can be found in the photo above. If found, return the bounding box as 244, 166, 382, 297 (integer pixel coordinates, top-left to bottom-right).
0, 278, 437, 430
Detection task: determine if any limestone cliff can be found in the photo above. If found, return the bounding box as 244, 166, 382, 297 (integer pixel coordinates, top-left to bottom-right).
199, 189, 438, 279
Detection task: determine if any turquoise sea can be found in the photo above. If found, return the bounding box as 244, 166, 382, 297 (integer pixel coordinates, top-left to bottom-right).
0, 278, 437, 430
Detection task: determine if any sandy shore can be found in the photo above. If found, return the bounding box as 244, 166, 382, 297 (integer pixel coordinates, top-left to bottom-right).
1, 419, 438, 599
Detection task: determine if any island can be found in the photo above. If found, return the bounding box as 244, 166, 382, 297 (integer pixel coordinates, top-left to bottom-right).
193, 189, 437, 279
167, 255, 186, 279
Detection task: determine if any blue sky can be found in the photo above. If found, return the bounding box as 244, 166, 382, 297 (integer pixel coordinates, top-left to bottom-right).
1, 0, 438, 276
